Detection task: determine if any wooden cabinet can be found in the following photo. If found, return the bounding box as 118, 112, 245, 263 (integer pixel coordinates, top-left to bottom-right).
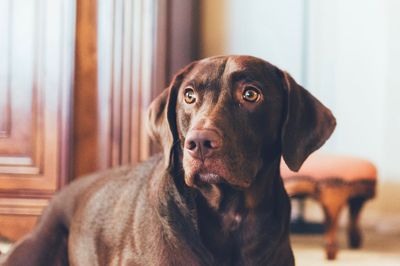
0, 0, 198, 241
0, 0, 74, 240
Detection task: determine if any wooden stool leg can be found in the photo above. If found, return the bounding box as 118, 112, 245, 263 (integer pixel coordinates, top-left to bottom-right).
321, 203, 342, 260
319, 186, 348, 260
347, 197, 366, 249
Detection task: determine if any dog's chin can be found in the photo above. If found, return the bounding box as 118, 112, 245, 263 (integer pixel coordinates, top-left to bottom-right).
197, 172, 223, 184
184, 169, 224, 188
183, 156, 253, 189
190, 172, 225, 189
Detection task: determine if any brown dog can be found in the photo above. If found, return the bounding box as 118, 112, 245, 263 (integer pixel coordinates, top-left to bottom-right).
0, 55, 336, 266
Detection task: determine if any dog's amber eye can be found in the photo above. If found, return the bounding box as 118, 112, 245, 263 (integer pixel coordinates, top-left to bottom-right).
242, 87, 260, 102
184, 87, 196, 104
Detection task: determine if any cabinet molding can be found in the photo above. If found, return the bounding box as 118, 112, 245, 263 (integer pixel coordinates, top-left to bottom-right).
0, 0, 75, 240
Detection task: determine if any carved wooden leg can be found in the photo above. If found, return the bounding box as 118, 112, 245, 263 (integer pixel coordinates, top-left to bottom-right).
347, 197, 366, 249
321, 204, 341, 260
319, 185, 349, 260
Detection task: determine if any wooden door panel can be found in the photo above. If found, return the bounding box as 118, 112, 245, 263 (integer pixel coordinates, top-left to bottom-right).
0, 0, 74, 240
0, 0, 72, 192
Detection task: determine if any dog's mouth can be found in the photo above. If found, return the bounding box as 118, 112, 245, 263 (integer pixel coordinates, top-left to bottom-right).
194, 172, 224, 186
183, 154, 254, 189
183, 159, 254, 210
183, 165, 225, 188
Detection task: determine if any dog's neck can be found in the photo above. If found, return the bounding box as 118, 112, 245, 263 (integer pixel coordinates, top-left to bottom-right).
195, 157, 283, 231
193, 157, 291, 263
199, 157, 280, 204
156, 155, 290, 263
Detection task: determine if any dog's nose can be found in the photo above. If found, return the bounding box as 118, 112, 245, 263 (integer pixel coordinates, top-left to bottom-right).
185, 129, 221, 159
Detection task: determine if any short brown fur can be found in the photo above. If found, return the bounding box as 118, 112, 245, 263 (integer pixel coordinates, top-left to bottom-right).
0, 56, 336, 266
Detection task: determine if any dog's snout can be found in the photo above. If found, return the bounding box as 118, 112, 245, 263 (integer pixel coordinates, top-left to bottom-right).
185, 129, 221, 159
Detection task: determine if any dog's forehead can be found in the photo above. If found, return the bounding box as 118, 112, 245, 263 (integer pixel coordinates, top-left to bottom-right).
186, 56, 276, 84
185, 57, 227, 82
226, 56, 269, 71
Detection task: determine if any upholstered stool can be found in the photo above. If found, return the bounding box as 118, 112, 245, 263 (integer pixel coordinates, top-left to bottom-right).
281, 153, 377, 260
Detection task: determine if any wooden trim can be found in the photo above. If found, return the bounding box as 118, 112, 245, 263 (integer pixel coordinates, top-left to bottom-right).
69, 0, 201, 175
0, 198, 48, 216
167, 0, 200, 78
0, 0, 12, 139
97, 0, 179, 168
0, 189, 54, 199
96, 0, 200, 168
72, 0, 99, 178
58, 0, 76, 188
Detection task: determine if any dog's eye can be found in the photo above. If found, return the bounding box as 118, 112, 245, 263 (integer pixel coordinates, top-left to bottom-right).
242, 87, 260, 102
184, 87, 196, 104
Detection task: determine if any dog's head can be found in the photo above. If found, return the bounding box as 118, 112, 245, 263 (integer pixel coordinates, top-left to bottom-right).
148, 55, 336, 190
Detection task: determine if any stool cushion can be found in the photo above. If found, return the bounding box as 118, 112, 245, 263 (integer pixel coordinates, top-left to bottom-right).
281, 153, 377, 182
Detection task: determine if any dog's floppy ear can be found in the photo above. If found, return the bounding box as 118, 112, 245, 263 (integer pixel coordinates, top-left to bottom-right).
147, 63, 195, 167
280, 71, 336, 171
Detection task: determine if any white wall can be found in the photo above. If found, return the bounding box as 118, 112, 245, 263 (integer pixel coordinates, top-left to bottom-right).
225, 0, 305, 81
201, 0, 400, 181
306, 1, 388, 160
306, 0, 400, 181
201, 0, 305, 81
384, 0, 400, 181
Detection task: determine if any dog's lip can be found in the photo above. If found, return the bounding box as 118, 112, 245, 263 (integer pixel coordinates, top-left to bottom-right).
184, 158, 251, 188
196, 172, 224, 184
185, 171, 226, 189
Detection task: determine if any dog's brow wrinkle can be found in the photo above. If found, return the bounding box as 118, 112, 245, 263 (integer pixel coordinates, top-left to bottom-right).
218, 58, 229, 80
230, 71, 256, 84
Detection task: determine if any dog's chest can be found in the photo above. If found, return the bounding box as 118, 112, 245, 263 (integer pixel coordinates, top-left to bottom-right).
221, 210, 243, 232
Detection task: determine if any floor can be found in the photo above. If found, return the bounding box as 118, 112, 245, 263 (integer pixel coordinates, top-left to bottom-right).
0, 238, 11, 255
292, 229, 400, 266
291, 181, 400, 266
1, 229, 399, 265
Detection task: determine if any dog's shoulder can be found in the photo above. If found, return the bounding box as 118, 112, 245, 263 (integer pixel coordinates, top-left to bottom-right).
67, 154, 167, 260
71, 153, 164, 216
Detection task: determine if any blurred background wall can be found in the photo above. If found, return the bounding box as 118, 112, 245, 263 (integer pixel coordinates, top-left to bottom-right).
201, 0, 400, 182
